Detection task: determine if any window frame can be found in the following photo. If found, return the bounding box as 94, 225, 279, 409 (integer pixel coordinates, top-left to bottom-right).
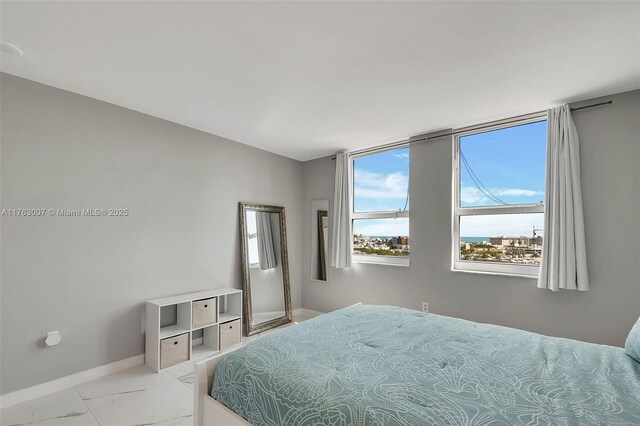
351, 147, 410, 267
452, 113, 546, 278
247, 231, 260, 269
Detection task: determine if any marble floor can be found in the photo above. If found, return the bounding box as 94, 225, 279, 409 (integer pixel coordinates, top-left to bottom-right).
1, 362, 196, 426
1, 310, 320, 426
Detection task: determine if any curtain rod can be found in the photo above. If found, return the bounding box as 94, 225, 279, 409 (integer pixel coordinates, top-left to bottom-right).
331, 100, 612, 160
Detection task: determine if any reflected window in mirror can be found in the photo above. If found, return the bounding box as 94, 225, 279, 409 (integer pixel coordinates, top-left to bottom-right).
311, 199, 329, 282
246, 211, 260, 268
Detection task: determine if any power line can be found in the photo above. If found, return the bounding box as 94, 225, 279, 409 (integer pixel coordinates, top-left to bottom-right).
402, 174, 410, 212
460, 152, 507, 205
460, 150, 509, 206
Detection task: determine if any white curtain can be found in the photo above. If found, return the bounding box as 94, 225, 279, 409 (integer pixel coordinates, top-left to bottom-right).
256, 212, 277, 270
330, 151, 353, 268
538, 105, 589, 291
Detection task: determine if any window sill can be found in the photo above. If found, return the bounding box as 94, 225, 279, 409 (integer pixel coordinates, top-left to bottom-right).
451, 267, 538, 280
352, 254, 409, 267
453, 260, 539, 278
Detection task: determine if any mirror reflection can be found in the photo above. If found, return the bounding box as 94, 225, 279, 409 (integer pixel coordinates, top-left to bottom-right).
311, 199, 329, 282
317, 210, 328, 281
240, 203, 291, 335
246, 211, 285, 324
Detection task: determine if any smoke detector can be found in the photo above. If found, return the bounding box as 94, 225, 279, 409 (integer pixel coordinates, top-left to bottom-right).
1, 40, 24, 56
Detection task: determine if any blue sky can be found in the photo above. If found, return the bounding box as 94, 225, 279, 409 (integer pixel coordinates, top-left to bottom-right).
353, 121, 546, 237
460, 120, 546, 207
353, 148, 409, 236
353, 147, 409, 213
458, 121, 546, 237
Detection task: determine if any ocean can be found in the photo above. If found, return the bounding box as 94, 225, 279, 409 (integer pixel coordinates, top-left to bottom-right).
361, 236, 490, 243
460, 236, 490, 243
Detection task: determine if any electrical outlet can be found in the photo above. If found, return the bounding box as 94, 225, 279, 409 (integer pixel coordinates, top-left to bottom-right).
422, 302, 429, 313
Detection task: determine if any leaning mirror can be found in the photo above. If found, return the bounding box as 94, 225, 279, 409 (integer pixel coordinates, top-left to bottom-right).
239, 203, 292, 335
311, 199, 329, 282
317, 211, 328, 280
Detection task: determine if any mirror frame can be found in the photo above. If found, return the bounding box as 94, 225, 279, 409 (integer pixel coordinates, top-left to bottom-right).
317, 210, 328, 281
239, 202, 292, 336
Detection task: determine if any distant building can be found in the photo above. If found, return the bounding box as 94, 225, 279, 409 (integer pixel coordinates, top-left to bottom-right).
489, 236, 543, 247
391, 236, 410, 248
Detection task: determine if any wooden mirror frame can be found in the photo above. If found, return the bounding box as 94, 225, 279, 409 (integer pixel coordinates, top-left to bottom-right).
239, 202, 292, 336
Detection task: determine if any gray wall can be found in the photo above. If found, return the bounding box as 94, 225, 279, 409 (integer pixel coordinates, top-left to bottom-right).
301, 89, 640, 348
0, 74, 303, 394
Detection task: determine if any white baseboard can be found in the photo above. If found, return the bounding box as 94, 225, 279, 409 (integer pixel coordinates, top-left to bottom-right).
294, 308, 323, 316
0, 354, 144, 409
254, 308, 321, 318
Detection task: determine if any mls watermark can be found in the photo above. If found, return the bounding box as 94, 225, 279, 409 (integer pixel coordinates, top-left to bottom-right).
1, 208, 130, 217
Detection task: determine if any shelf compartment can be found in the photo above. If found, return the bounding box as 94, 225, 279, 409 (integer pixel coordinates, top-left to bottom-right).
218, 313, 242, 324
220, 319, 241, 351
192, 297, 217, 329
191, 344, 219, 360
159, 324, 191, 339
159, 301, 192, 341
191, 324, 219, 361
160, 332, 189, 369
218, 292, 242, 325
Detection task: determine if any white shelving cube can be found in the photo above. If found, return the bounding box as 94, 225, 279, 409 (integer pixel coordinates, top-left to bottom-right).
145, 288, 243, 372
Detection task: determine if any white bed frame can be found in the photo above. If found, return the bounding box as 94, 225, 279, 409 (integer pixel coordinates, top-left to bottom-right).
194, 351, 250, 426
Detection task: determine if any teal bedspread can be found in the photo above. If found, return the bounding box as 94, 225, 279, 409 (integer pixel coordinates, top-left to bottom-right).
212, 305, 640, 425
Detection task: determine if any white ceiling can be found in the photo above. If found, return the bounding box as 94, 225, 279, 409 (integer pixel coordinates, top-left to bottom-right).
2, 1, 639, 161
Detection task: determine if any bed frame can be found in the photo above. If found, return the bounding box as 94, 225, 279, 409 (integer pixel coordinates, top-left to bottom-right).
194, 351, 250, 426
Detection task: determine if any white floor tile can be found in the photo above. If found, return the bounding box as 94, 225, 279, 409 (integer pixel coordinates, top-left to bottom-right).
0, 388, 98, 426
170, 416, 194, 426
175, 373, 194, 390
164, 359, 196, 380
75, 365, 173, 411
89, 379, 192, 426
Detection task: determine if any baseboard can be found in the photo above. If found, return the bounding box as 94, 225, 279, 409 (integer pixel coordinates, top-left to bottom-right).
294, 308, 323, 316
0, 354, 144, 409
254, 308, 322, 318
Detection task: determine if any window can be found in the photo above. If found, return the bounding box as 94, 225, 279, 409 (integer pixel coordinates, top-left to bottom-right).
352, 147, 410, 266
453, 116, 547, 277
246, 211, 260, 268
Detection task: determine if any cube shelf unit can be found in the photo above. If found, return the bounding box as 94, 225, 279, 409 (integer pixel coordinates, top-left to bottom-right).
145, 288, 243, 372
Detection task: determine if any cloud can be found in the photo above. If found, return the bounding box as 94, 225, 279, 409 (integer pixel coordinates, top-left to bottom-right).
460, 187, 488, 204
460, 186, 543, 204
460, 213, 543, 237
354, 170, 408, 199
392, 152, 409, 161
353, 218, 409, 236
493, 188, 542, 197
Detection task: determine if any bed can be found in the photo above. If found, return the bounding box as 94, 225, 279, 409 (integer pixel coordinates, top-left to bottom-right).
196, 304, 640, 425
